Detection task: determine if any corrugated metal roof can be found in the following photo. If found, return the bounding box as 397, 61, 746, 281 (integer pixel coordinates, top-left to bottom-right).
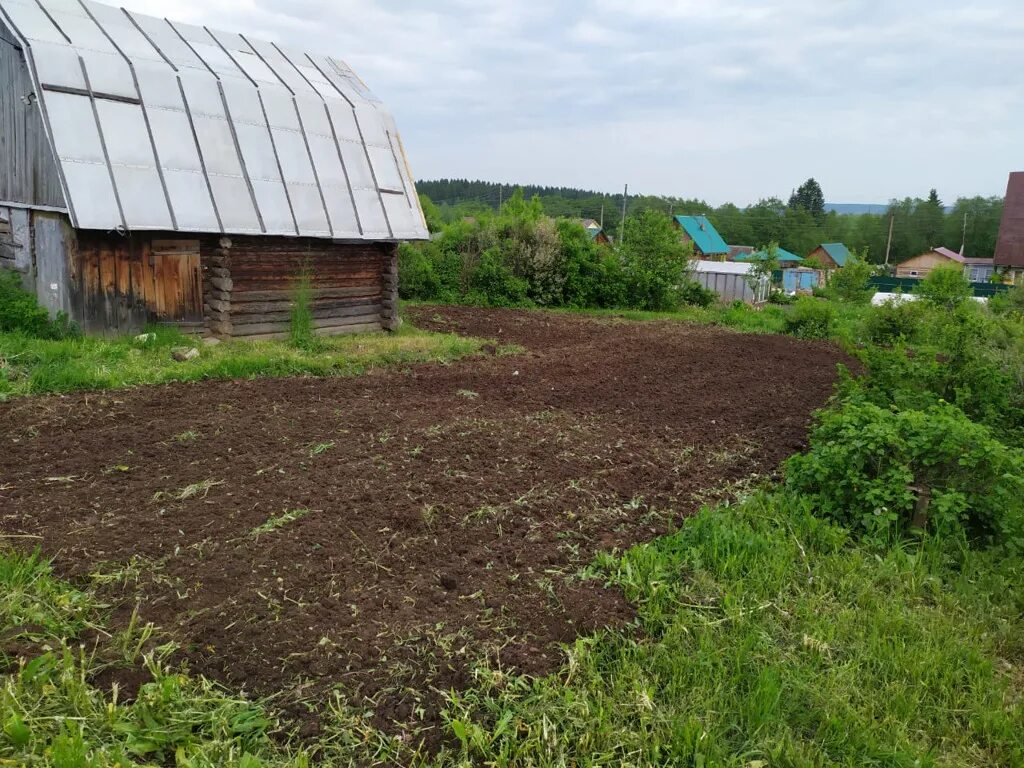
674, 215, 729, 256
819, 242, 850, 266
995, 172, 1024, 267
0, 0, 428, 241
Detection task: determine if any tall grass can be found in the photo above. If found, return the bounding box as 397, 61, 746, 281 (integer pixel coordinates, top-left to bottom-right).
288, 266, 320, 351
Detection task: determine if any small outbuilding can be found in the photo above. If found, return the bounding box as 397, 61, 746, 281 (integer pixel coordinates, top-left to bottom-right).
582, 218, 610, 245
806, 243, 851, 271
995, 172, 1024, 284
0, 0, 427, 337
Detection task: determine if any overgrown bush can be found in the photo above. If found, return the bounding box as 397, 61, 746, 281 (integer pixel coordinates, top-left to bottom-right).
916, 264, 972, 309
828, 253, 873, 304
786, 401, 1024, 551
397, 242, 440, 300
0, 269, 77, 339
863, 298, 924, 345
783, 296, 834, 339
467, 248, 530, 307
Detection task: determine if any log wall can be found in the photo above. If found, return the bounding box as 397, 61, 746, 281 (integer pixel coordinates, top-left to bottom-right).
201, 236, 394, 339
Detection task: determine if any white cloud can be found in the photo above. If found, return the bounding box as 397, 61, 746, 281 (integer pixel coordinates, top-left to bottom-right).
117, 0, 1021, 201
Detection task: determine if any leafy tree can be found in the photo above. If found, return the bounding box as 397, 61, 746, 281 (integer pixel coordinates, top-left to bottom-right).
828, 250, 873, 304
788, 178, 826, 220
620, 211, 694, 311
418, 194, 444, 232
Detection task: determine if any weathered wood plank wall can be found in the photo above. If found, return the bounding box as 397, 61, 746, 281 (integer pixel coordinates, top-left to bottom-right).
0, 31, 65, 209
69, 232, 203, 334
201, 236, 388, 339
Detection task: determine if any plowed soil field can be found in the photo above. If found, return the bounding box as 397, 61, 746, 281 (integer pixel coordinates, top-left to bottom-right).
0, 307, 851, 747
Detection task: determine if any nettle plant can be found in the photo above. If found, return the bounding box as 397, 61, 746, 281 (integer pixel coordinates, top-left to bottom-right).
786, 401, 1024, 552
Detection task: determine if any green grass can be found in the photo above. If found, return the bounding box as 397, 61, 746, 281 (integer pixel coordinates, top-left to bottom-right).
441, 493, 1023, 766
0, 323, 483, 399
3, 491, 1021, 767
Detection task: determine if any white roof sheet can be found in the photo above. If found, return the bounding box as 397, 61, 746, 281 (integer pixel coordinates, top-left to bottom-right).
0, 0, 428, 240
690, 259, 753, 275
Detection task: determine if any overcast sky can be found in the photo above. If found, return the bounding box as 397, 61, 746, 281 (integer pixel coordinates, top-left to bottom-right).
128, 0, 1022, 206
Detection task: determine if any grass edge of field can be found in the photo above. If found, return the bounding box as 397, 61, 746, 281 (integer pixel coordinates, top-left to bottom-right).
0, 319, 492, 399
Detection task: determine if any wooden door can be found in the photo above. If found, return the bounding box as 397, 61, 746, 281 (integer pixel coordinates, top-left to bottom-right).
146, 240, 203, 324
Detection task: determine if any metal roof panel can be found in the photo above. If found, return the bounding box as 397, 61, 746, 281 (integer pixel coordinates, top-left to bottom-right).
2, 0, 427, 239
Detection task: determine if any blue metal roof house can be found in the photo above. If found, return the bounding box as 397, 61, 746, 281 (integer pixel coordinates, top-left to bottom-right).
673, 215, 729, 259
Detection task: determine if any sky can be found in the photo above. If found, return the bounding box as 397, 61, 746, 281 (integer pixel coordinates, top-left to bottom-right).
125, 0, 1023, 206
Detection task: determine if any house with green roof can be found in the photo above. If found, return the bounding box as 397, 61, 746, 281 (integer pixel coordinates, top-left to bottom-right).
807, 243, 851, 270
673, 215, 729, 259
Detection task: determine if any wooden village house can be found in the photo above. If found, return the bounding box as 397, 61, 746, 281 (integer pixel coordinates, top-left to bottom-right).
673, 215, 729, 260
995, 172, 1024, 284
0, 0, 427, 337
896, 247, 994, 282
806, 243, 851, 271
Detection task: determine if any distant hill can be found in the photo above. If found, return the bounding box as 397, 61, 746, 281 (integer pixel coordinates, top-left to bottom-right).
825, 203, 889, 216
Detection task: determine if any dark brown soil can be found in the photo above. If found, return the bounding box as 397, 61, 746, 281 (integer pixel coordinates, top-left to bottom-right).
0, 306, 850, 748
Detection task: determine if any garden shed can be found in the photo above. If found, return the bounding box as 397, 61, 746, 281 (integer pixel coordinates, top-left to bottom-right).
0, 0, 427, 337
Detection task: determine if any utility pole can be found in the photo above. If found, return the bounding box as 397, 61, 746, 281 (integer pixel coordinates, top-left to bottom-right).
884, 213, 895, 267
599, 203, 604, 229
619, 184, 628, 246
498, 186, 503, 210
960, 211, 968, 255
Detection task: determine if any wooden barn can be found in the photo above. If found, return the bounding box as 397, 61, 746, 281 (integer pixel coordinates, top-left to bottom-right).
0, 0, 427, 338
995, 172, 1024, 284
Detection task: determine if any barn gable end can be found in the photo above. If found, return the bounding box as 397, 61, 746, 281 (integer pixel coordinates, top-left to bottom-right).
0, 18, 65, 209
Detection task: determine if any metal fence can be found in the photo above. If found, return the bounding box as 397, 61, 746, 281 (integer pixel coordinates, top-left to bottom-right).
867, 276, 1009, 298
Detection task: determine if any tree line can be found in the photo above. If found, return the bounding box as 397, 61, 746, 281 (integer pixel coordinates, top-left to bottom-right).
417, 178, 1005, 265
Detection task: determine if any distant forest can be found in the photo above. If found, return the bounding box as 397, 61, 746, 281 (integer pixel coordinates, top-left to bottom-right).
417, 179, 1005, 264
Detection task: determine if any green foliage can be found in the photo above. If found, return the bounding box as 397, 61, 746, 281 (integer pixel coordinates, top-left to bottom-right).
397, 242, 440, 301
288, 268, 320, 351
787, 402, 1024, 551
398, 193, 714, 312
863, 299, 924, 344
467, 247, 530, 307
849, 302, 1024, 443
417, 182, 1006, 265
620, 210, 696, 311
0, 269, 78, 339
440, 493, 1024, 766
827, 251, 873, 304
788, 177, 826, 219
916, 264, 973, 308
783, 297, 834, 339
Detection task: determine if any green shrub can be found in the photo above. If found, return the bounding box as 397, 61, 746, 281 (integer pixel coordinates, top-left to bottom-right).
783, 297, 834, 339
828, 254, 873, 304
467, 248, 530, 307
0, 269, 77, 339
786, 401, 1024, 551
916, 265, 972, 309
677, 279, 716, 308
397, 242, 440, 300
863, 298, 924, 344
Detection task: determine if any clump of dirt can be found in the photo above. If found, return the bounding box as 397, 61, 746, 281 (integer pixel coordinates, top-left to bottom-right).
0, 306, 851, 750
